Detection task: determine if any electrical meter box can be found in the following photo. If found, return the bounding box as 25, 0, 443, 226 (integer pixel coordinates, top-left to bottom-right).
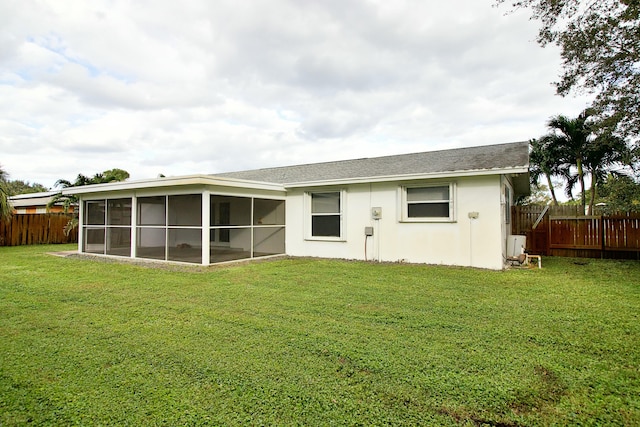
371, 207, 382, 220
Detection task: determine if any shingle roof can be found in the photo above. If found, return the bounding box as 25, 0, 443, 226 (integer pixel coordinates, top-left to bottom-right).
215, 141, 529, 185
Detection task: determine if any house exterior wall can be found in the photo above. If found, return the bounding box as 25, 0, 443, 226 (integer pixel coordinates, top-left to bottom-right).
10, 192, 77, 215
285, 175, 505, 269
501, 175, 515, 259
70, 173, 516, 269
12, 206, 73, 214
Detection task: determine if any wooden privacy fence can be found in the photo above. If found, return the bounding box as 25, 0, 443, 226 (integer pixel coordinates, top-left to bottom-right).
0, 214, 78, 246
512, 205, 640, 259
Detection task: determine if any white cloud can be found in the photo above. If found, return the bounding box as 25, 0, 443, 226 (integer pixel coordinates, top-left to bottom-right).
0, 0, 593, 189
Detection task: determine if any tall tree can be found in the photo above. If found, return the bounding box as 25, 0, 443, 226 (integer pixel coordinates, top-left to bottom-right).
545, 110, 592, 211
497, 0, 640, 139
532, 110, 634, 212
0, 165, 13, 222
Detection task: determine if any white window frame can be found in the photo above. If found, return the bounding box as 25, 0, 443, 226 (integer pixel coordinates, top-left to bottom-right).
400, 183, 456, 222
504, 184, 512, 224
305, 189, 346, 241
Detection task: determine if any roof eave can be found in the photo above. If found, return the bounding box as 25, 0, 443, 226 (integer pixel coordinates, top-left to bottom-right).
9, 191, 60, 200
59, 166, 530, 194
61, 175, 286, 195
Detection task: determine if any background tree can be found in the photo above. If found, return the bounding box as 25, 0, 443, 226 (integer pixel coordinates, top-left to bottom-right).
497, 0, 640, 139
48, 169, 130, 235
102, 168, 130, 182
5, 180, 48, 196
49, 169, 131, 212
583, 132, 632, 212
516, 183, 554, 206
596, 174, 640, 213
0, 166, 13, 222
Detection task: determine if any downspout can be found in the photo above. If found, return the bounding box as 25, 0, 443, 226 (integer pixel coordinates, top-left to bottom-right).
376, 218, 380, 262
468, 211, 479, 267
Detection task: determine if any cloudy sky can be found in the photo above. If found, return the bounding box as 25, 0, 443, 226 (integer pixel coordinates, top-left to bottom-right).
1, 0, 592, 189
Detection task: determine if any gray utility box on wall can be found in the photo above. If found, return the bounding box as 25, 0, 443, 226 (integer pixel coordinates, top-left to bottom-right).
364, 226, 374, 236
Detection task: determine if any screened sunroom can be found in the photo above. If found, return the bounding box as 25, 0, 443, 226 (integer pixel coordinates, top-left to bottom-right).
70, 176, 286, 265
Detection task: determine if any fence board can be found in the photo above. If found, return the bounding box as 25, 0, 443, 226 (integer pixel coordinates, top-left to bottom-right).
0, 214, 78, 246
512, 206, 640, 259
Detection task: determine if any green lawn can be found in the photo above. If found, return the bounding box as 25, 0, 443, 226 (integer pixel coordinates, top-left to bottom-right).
1, 245, 639, 426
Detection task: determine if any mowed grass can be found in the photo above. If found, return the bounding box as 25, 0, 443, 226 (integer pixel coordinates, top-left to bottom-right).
1, 245, 639, 426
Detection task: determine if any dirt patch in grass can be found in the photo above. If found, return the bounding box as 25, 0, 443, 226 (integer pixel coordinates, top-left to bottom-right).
49, 251, 287, 272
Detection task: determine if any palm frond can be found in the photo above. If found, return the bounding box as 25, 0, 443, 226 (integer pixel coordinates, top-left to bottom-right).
63, 217, 79, 236
0, 187, 12, 222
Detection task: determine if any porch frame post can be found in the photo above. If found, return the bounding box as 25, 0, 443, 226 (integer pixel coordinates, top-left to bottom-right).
77, 196, 84, 254
250, 197, 254, 259
130, 194, 137, 259
202, 190, 210, 266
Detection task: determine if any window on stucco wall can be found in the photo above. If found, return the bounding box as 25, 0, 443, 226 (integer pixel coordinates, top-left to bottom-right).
401, 184, 455, 222
308, 191, 343, 239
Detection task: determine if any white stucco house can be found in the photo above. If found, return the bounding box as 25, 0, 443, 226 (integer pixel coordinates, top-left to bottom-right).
62, 141, 529, 269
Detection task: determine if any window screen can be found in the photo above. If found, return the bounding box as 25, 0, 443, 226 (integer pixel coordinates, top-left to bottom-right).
406, 186, 452, 219
311, 192, 341, 237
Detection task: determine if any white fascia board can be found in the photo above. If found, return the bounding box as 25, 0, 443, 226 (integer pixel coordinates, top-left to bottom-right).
10, 197, 54, 207
283, 166, 530, 188
9, 191, 60, 200
61, 174, 286, 196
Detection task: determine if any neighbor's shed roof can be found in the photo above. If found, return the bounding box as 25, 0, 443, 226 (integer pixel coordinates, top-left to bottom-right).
215, 141, 529, 187
9, 191, 60, 208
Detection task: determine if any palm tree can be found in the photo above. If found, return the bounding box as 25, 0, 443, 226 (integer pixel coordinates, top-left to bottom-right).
540, 109, 634, 213
0, 165, 13, 223
47, 170, 130, 213
47, 170, 130, 235
47, 176, 84, 214
545, 110, 593, 212
528, 137, 568, 206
